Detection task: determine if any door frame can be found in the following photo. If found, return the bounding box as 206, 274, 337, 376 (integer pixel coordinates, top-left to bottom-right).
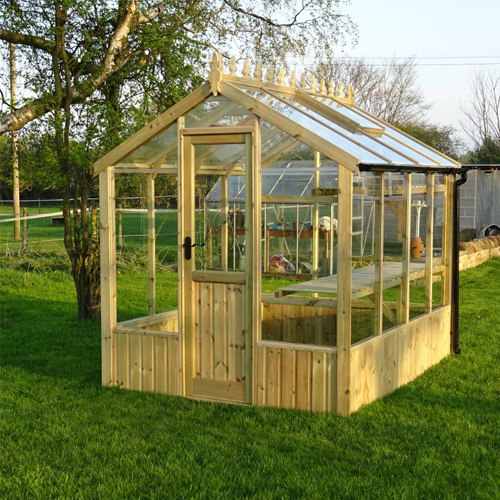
178, 123, 261, 404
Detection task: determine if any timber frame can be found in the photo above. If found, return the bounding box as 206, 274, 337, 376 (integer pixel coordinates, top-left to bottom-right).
95, 52, 461, 415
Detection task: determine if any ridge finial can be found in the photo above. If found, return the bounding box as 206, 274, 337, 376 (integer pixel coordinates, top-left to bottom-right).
208, 51, 223, 96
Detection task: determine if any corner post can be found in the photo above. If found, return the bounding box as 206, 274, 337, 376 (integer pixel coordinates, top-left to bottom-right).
336, 165, 353, 416
248, 117, 261, 405
99, 167, 117, 386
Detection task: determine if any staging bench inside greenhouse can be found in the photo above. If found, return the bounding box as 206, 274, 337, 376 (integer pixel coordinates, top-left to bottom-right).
274, 259, 441, 299
95, 51, 463, 416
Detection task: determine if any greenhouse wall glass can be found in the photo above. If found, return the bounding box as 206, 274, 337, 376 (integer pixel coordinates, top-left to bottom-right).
95, 52, 460, 415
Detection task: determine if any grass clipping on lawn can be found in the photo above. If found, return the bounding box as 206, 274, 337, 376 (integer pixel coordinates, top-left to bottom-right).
1, 259, 499, 499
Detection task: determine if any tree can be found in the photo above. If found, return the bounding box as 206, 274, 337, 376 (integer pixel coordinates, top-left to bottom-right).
0, 1, 355, 319
0, 1, 355, 135
461, 71, 500, 164
315, 57, 430, 125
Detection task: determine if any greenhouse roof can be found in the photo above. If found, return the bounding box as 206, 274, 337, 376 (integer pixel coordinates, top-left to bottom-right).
94, 52, 460, 176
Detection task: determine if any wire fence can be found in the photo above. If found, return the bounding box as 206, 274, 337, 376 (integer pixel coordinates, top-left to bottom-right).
0, 195, 178, 213
0, 204, 180, 266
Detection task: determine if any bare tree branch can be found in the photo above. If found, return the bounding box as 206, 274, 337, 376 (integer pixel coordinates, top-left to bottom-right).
461, 71, 500, 147
315, 57, 430, 126
222, 0, 313, 28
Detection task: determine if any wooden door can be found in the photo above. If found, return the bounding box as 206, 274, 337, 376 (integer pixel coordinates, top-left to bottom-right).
180, 131, 253, 403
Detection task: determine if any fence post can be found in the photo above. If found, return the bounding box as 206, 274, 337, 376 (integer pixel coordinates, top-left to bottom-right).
22, 207, 28, 253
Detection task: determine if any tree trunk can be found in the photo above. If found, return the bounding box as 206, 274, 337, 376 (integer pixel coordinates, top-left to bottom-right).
54, 0, 100, 321
65, 200, 100, 320
10, 42, 21, 242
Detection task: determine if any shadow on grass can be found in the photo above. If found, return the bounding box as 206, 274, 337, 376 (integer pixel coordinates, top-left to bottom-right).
1, 292, 101, 386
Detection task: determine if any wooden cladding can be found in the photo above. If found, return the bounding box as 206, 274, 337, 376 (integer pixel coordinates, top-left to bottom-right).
114, 312, 181, 394
350, 306, 450, 412
110, 303, 450, 415
256, 345, 337, 412
114, 331, 181, 395
262, 300, 336, 346
194, 282, 246, 385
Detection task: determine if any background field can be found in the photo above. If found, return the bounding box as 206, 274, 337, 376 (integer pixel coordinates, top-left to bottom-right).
1, 253, 499, 499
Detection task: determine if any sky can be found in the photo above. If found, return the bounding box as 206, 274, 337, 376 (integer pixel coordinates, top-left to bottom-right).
304, 0, 500, 145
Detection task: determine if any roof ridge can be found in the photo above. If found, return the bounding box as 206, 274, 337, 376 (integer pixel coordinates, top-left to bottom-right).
208, 51, 355, 105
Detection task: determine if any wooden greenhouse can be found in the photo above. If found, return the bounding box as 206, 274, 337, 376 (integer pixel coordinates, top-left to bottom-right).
95, 53, 464, 415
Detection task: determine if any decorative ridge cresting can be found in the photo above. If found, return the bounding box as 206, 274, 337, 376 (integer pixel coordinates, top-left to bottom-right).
208, 51, 355, 105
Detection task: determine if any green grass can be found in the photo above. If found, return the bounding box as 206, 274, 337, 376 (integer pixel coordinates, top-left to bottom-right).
1, 260, 500, 499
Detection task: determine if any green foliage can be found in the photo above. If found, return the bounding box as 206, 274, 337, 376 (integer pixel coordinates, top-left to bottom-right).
462, 137, 500, 165
0, 131, 60, 198
1, 259, 500, 498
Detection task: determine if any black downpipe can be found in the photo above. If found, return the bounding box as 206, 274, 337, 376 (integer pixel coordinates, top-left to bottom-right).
451, 172, 468, 354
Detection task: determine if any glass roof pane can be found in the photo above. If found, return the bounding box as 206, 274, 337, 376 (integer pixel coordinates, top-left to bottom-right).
234, 85, 385, 164
120, 122, 177, 165
276, 93, 414, 165
310, 95, 384, 131
376, 133, 441, 165
352, 107, 456, 166
303, 95, 456, 166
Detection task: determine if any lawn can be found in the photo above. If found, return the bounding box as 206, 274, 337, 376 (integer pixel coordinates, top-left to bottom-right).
1, 259, 499, 499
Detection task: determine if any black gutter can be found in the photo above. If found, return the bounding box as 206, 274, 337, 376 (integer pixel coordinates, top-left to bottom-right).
358, 163, 469, 174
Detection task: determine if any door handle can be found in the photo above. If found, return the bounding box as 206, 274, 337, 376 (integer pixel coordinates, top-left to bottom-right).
183, 236, 205, 260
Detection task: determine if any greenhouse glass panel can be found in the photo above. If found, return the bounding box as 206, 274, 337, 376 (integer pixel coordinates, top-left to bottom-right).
312, 96, 384, 130
234, 85, 387, 164
351, 171, 380, 344
383, 172, 406, 332
195, 143, 247, 171
375, 133, 440, 166
275, 93, 414, 164
433, 174, 447, 309
352, 107, 455, 166
261, 127, 301, 166
120, 122, 177, 166
184, 95, 252, 128
409, 173, 428, 320
206, 175, 246, 203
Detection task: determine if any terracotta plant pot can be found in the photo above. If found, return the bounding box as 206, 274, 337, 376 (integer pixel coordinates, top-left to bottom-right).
411, 237, 425, 259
